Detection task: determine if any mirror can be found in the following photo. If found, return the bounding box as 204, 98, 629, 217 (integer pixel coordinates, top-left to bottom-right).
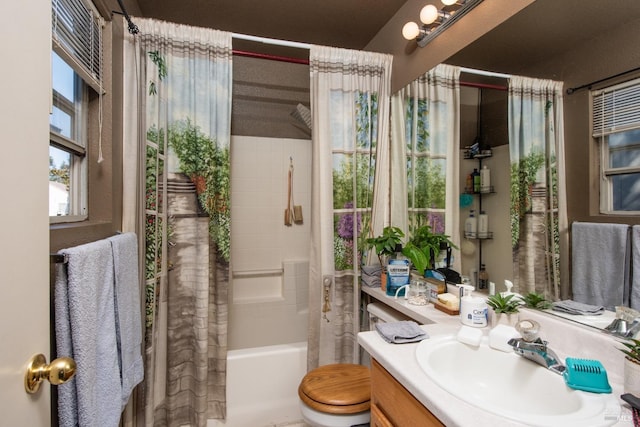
393, 0, 640, 331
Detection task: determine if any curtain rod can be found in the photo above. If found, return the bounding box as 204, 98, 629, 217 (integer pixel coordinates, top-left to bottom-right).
460, 67, 511, 79
566, 65, 640, 95
232, 33, 311, 50
233, 49, 309, 65
460, 81, 507, 91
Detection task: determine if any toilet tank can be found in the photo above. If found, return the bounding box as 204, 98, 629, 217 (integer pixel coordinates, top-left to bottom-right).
366, 302, 412, 331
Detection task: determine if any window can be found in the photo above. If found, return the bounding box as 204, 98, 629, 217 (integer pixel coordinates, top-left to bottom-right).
593, 78, 640, 213
405, 98, 446, 233
49, 0, 103, 221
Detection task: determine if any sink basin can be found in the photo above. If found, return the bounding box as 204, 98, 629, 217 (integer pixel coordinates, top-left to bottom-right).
415, 335, 620, 426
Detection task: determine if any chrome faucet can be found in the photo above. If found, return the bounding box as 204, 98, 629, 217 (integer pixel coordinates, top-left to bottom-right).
508, 319, 566, 375
507, 337, 566, 375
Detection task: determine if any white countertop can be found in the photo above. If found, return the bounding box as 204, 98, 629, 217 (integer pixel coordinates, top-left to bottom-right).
358, 286, 634, 427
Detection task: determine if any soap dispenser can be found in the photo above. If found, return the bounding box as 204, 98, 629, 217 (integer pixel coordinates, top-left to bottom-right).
459, 285, 488, 328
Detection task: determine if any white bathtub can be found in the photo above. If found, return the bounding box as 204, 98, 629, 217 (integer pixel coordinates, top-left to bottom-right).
209, 342, 308, 427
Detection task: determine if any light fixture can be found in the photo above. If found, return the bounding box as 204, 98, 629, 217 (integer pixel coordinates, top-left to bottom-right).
402, 0, 483, 48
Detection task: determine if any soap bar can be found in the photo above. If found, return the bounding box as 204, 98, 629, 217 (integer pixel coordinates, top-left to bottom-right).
489, 324, 521, 352
456, 325, 483, 347
437, 293, 460, 310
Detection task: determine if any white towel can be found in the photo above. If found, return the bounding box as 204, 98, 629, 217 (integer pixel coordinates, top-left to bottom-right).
571, 222, 630, 311
109, 233, 144, 409
631, 226, 640, 311
55, 239, 123, 427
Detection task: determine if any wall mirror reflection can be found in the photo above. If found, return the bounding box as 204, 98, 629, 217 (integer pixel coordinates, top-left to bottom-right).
395, 0, 640, 333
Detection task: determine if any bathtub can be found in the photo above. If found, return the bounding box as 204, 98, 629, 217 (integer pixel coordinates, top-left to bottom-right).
209, 341, 308, 427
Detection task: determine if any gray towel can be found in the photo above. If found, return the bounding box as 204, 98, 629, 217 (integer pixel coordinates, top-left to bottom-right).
571, 222, 630, 311
551, 299, 605, 315
55, 239, 122, 427
361, 264, 382, 288
375, 320, 428, 344
109, 233, 144, 409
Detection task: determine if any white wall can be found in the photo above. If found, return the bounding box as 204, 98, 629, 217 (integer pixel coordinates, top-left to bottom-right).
229, 136, 311, 349
459, 145, 513, 293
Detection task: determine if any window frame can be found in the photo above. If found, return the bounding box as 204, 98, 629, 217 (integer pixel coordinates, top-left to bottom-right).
49, 0, 103, 223
592, 77, 640, 215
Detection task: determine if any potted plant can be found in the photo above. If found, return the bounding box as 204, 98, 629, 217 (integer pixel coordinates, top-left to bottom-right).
401, 225, 456, 277
620, 338, 640, 396
486, 293, 522, 327
521, 291, 552, 310
364, 226, 405, 290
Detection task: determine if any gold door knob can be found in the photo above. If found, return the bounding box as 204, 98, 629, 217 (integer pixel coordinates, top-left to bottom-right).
24, 353, 76, 394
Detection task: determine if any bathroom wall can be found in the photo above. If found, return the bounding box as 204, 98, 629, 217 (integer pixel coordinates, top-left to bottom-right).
229, 135, 311, 350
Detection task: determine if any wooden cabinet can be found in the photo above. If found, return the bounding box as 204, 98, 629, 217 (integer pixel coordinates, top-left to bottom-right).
370, 359, 445, 427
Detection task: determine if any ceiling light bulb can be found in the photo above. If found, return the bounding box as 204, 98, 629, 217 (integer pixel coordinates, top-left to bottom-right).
441, 0, 459, 5
402, 21, 421, 40
420, 4, 439, 25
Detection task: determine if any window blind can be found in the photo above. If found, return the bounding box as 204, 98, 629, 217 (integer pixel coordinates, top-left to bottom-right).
592, 78, 640, 137
52, 0, 103, 92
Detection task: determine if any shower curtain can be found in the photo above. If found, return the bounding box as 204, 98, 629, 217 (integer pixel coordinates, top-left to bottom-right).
391, 64, 461, 272
122, 18, 232, 426
308, 46, 392, 367
508, 76, 568, 299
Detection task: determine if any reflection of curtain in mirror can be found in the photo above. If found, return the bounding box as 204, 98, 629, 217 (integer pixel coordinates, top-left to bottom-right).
391, 64, 461, 272
308, 46, 392, 368
122, 18, 232, 426
508, 77, 568, 299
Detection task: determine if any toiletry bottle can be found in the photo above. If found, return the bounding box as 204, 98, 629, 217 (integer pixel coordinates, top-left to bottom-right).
466, 173, 473, 193
480, 165, 490, 192
478, 264, 489, 289
460, 285, 488, 328
465, 210, 477, 239
478, 210, 488, 238
472, 168, 480, 193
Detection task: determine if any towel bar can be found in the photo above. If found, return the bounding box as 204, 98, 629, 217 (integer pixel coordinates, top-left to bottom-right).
50, 254, 68, 264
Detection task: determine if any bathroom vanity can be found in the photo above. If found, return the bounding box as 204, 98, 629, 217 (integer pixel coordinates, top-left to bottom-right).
359, 287, 633, 426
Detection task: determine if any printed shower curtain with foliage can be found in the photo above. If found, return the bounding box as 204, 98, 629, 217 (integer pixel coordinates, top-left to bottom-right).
123, 18, 232, 426
391, 64, 461, 272
308, 47, 392, 368
508, 76, 568, 299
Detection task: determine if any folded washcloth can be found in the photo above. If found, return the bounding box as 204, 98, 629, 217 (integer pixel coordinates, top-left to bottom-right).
552, 299, 605, 315
375, 320, 428, 344
361, 264, 382, 288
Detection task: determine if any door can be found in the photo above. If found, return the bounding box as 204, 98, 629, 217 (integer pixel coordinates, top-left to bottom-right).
0, 0, 53, 425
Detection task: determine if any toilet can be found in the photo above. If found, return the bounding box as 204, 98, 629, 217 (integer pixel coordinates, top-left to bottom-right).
298, 363, 371, 427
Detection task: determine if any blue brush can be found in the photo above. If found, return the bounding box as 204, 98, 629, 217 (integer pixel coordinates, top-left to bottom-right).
563, 358, 612, 394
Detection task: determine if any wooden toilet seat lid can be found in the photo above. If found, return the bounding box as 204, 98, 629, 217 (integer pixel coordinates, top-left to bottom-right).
298, 363, 371, 414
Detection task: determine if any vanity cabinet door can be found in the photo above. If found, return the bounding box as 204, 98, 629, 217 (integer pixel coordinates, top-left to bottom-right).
371, 402, 394, 427
371, 359, 445, 427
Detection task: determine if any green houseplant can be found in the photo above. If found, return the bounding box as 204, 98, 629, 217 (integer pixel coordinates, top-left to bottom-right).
401, 225, 456, 276
487, 293, 522, 327
364, 226, 405, 266
521, 291, 552, 310
364, 226, 405, 291
620, 338, 640, 396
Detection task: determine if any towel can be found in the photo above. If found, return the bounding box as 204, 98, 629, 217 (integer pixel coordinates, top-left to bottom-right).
631, 226, 640, 311
375, 320, 428, 344
55, 239, 123, 427
361, 264, 382, 288
571, 222, 630, 311
551, 299, 605, 315
109, 233, 144, 409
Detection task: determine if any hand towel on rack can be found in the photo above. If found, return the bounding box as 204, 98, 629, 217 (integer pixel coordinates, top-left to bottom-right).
631, 226, 640, 311
54, 239, 122, 427
109, 233, 144, 409
571, 222, 630, 311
